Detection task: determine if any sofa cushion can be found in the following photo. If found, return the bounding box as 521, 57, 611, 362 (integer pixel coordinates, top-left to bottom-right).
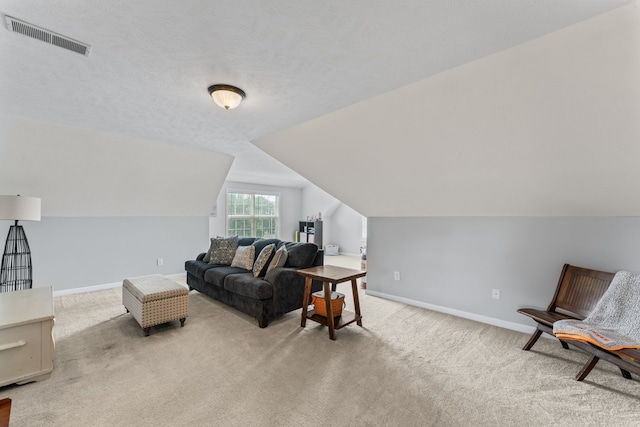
209, 236, 239, 265
231, 245, 255, 270
238, 237, 257, 247
224, 273, 273, 300
284, 242, 319, 268
252, 238, 281, 260
185, 260, 217, 279
266, 245, 288, 274
203, 266, 251, 288
253, 244, 276, 278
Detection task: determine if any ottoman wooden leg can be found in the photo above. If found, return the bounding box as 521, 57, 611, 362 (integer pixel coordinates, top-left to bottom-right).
180, 318, 186, 327
144, 327, 151, 337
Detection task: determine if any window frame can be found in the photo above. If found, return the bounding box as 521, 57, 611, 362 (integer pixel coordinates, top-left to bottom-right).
226, 189, 280, 238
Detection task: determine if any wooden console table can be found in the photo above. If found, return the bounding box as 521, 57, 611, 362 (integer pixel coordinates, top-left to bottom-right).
298, 265, 366, 340
0, 287, 55, 387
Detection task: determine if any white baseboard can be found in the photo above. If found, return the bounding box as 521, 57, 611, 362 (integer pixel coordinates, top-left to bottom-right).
365, 289, 537, 335
53, 273, 186, 297
337, 252, 360, 257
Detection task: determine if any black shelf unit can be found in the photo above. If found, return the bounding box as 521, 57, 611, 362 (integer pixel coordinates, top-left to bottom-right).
298, 221, 322, 249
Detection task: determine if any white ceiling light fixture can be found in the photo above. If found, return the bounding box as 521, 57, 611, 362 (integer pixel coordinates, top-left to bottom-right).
208, 84, 246, 110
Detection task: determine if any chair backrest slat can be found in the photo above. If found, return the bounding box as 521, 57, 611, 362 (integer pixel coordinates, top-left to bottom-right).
549, 264, 615, 319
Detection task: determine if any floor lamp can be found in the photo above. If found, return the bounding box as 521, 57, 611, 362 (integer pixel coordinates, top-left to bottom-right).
0, 195, 41, 293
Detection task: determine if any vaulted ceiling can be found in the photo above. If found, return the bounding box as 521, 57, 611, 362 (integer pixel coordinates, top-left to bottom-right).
255, 2, 640, 216
0, 1, 633, 192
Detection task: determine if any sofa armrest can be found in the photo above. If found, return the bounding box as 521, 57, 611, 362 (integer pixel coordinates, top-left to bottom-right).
265, 267, 323, 314
264, 267, 301, 287
312, 250, 324, 267
196, 252, 206, 261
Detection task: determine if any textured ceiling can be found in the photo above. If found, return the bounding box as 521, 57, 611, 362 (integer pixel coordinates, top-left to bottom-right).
0, 0, 633, 188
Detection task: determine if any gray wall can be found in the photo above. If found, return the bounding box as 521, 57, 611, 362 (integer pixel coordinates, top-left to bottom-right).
3, 216, 208, 292
209, 181, 303, 243
207, 181, 366, 254
367, 217, 640, 328
0, 117, 226, 294
301, 183, 366, 254
329, 203, 366, 255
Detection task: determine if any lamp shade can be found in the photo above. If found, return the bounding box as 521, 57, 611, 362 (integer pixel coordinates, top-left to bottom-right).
0, 195, 41, 221
208, 84, 246, 110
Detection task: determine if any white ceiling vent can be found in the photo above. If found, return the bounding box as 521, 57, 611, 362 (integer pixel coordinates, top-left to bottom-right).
5, 15, 91, 57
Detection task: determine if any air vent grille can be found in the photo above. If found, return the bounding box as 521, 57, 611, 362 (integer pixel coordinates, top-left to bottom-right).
5, 16, 91, 57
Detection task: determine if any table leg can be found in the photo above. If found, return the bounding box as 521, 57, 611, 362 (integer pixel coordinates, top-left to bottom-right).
351, 279, 362, 326
324, 281, 336, 340
300, 277, 312, 327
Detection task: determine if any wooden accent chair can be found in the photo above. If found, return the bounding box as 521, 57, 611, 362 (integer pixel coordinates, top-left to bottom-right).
517, 264, 615, 352
517, 264, 640, 381
568, 341, 640, 381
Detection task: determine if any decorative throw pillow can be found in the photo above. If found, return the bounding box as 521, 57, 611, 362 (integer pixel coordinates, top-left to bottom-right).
203, 236, 221, 263
252, 244, 275, 277
266, 245, 288, 274
251, 238, 280, 258
230, 245, 255, 270
209, 236, 239, 265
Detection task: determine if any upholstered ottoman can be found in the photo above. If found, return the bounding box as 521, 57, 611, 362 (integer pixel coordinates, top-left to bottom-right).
122, 275, 188, 336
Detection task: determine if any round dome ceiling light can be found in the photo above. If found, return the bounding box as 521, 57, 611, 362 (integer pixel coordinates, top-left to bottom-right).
208, 84, 246, 110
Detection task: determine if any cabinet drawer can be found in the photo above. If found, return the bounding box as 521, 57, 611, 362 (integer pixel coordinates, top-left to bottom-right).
0, 322, 43, 384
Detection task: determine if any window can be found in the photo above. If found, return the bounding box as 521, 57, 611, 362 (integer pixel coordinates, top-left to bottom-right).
227, 191, 279, 238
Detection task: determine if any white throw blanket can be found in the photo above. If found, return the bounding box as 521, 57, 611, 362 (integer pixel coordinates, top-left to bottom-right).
553, 270, 640, 350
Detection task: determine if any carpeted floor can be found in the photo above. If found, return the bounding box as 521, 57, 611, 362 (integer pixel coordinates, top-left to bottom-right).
1, 273, 638, 426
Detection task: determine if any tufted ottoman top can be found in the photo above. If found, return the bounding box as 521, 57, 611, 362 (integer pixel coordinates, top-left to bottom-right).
123, 274, 188, 303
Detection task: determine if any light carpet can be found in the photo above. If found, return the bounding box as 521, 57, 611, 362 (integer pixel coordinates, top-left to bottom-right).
1, 282, 639, 427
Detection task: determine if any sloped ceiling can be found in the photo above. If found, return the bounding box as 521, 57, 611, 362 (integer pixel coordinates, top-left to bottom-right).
0, 1, 633, 192
254, 4, 640, 217
0, 119, 233, 216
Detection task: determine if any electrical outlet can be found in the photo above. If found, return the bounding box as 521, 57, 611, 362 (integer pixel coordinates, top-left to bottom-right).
157, 258, 163, 266
394, 271, 401, 281
492, 288, 500, 300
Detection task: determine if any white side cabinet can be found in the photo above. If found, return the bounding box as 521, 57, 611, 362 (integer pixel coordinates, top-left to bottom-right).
0, 287, 55, 387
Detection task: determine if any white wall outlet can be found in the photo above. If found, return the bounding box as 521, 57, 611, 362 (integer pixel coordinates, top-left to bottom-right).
157, 258, 163, 266
394, 271, 401, 281
492, 288, 500, 300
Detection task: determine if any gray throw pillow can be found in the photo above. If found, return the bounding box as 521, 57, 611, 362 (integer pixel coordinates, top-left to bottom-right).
266, 245, 288, 274
251, 238, 280, 260
203, 236, 222, 263
252, 244, 275, 277
209, 236, 239, 265
231, 245, 255, 270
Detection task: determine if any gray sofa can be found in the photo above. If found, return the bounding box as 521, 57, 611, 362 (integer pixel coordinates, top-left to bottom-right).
185, 237, 324, 327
